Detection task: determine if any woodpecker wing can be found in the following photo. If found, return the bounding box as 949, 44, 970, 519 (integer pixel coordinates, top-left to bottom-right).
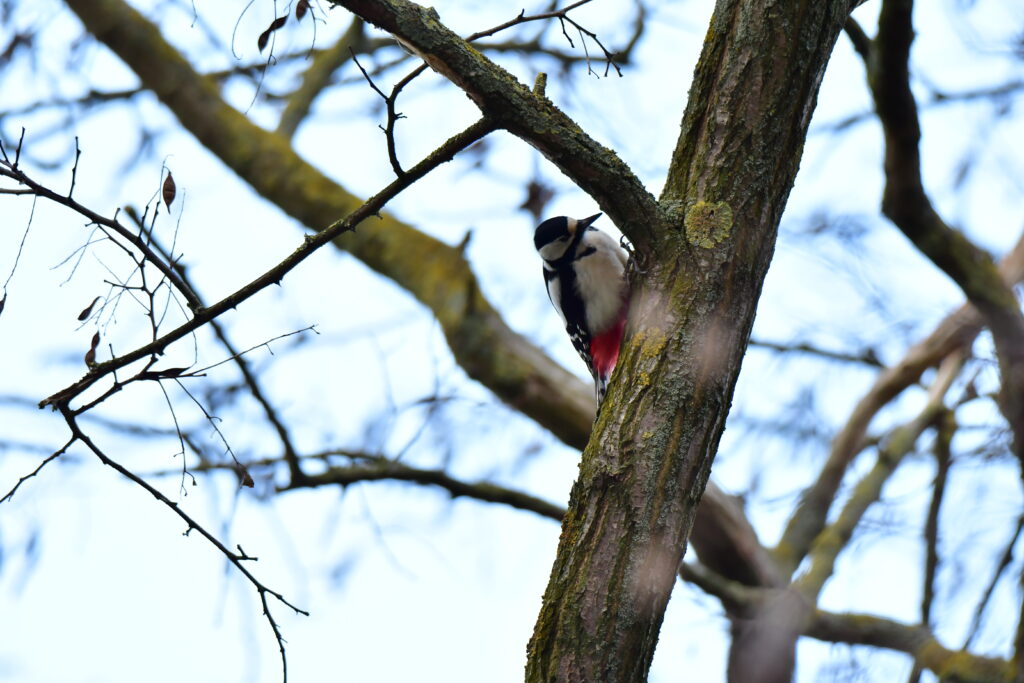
542, 263, 597, 378
566, 320, 596, 379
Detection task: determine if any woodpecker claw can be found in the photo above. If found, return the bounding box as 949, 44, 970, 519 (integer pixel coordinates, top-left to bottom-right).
621, 235, 648, 275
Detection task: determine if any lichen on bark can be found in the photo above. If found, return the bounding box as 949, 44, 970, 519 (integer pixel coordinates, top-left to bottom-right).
685, 201, 733, 248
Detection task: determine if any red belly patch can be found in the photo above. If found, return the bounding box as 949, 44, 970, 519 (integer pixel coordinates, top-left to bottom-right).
590, 316, 626, 377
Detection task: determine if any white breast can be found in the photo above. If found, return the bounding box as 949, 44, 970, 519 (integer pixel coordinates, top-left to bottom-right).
573, 230, 627, 334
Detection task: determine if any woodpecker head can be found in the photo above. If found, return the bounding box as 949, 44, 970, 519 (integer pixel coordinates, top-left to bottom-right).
534, 213, 602, 263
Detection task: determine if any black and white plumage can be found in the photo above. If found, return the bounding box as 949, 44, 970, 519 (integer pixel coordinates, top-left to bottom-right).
534, 213, 629, 404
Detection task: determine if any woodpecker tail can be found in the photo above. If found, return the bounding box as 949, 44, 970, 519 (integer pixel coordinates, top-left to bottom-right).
590, 314, 627, 406
595, 372, 611, 405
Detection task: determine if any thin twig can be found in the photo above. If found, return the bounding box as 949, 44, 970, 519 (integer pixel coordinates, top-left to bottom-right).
0, 437, 76, 503
191, 326, 318, 376
2, 194, 37, 293
154, 377, 194, 493
171, 378, 242, 468
143, 227, 308, 481
350, 50, 405, 176
749, 337, 885, 369
466, 0, 593, 42
366, 0, 622, 158
68, 136, 82, 197
962, 512, 1024, 650
0, 157, 202, 312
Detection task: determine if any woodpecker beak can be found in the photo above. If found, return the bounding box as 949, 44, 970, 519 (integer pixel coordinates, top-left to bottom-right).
578, 213, 602, 229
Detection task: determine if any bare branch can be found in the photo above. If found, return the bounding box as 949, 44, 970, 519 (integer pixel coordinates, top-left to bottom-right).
286, 458, 565, 520
59, 408, 307, 682
40, 118, 497, 411
465, 1, 592, 41
330, 0, 661, 250
807, 610, 1011, 681
843, 17, 871, 62
869, 0, 1024, 469
146, 449, 566, 520
462, 0, 622, 77
0, 437, 75, 504
0, 155, 202, 312
350, 49, 406, 176
749, 337, 884, 369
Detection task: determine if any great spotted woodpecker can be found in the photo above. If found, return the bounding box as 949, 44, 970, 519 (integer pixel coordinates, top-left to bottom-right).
534, 213, 629, 405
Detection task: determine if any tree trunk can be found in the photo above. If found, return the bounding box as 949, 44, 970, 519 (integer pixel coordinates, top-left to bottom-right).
526, 1, 853, 679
